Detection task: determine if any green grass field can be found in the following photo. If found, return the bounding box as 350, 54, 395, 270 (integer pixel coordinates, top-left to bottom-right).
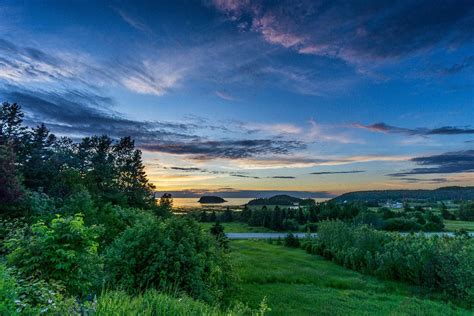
444, 220, 474, 232
199, 222, 275, 233
230, 240, 470, 315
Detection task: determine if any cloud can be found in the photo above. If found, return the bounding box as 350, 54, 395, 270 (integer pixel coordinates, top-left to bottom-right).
169, 167, 202, 171
310, 171, 365, 175
354, 122, 474, 136
2, 86, 309, 161
141, 139, 306, 160
425, 55, 474, 76
211, 0, 474, 64
270, 176, 295, 179
113, 7, 152, 33
395, 177, 449, 184
0, 38, 185, 97
215, 90, 237, 101
389, 149, 474, 176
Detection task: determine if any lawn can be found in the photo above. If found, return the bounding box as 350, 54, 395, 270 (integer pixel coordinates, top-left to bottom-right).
444, 220, 474, 232
199, 222, 275, 233
230, 240, 470, 315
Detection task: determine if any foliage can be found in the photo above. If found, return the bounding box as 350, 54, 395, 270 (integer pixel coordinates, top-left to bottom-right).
6, 214, 101, 296
459, 202, 474, 221
104, 216, 235, 304
304, 221, 474, 306
283, 233, 300, 248
0, 263, 18, 315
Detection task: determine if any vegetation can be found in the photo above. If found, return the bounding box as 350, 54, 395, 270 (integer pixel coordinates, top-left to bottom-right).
0, 103, 238, 314
195, 201, 445, 232
332, 186, 474, 203
301, 221, 474, 306
231, 240, 469, 315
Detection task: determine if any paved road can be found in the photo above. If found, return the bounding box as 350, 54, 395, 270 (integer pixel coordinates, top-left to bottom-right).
226, 232, 474, 239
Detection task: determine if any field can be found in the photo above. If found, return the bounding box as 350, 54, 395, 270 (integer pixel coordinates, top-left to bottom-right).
230, 240, 470, 315
444, 220, 474, 232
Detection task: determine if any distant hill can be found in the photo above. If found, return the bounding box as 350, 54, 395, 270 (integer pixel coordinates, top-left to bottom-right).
247, 195, 316, 206
198, 196, 226, 204
332, 186, 474, 203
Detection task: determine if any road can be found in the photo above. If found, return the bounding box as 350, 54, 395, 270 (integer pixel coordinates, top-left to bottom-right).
226, 232, 474, 239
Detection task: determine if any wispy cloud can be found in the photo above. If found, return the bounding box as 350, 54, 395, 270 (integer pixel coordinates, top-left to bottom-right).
310, 171, 365, 175
215, 90, 237, 101
0, 38, 185, 97
354, 122, 474, 136
113, 7, 152, 33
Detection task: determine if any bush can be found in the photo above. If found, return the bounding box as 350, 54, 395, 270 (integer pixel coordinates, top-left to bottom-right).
0, 263, 18, 315
284, 233, 300, 248
459, 202, 474, 221
6, 213, 101, 296
309, 221, 474, 305
104, 217, 235, 304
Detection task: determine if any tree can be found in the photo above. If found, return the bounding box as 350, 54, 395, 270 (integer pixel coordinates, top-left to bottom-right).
0, 142, 23, 216
22, 124, 57, 191
114, 137, 155, 209
440, 202, 456, 220
221, 207, 233, 222
210, 221, 229, 251
158, 193, 173, 214
459, 202, 474, 221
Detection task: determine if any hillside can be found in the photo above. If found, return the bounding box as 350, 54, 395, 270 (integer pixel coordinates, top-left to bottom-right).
332, 186, 474, 203
247, 195, 303, 206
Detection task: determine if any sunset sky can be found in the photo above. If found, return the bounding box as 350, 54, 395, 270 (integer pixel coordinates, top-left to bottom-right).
0, 0, 473, 196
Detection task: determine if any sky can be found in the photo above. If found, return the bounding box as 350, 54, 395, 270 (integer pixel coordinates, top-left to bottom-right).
0, 0, 473, 197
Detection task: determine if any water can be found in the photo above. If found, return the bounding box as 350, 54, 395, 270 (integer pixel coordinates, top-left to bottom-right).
172, 197, 330, 209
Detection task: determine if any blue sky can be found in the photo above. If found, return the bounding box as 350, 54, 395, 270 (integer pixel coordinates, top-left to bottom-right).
0, 0, 473, 195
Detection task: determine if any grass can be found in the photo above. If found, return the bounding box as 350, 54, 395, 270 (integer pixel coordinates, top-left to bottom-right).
230, 240, 471, 315
200, 222, 275, 233
444, 220, 474, 232
88, 290, 250, 316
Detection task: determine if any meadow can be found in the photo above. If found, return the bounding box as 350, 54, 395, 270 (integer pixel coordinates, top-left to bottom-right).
230, 240, 471, 315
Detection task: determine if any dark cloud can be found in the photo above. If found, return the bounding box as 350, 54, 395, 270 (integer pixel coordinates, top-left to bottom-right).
2, 86, 306, 160
354, 122, 474, 136
169, 167, 202, 171
270, 176, 295, 179
389, 149, 474, 176
396, 177, 449, 184
212, 1, 474, 62
0, 87, 197, 143
141, 139, 306, 160
310, 170, 365, 175
231, 174, 261, 179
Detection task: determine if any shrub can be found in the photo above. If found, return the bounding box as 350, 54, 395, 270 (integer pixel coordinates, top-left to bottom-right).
459, 202, 474, 221
0, 263, 18, 315
6, 213, 101, 296
104, 216, 235, 304
310, 221, 474, 306
284, 233, 300, 248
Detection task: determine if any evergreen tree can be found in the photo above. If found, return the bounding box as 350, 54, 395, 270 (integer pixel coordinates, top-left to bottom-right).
0, 142, 23, 216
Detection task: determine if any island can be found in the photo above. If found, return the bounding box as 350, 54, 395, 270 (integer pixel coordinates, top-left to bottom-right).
198, 196, 227, 204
